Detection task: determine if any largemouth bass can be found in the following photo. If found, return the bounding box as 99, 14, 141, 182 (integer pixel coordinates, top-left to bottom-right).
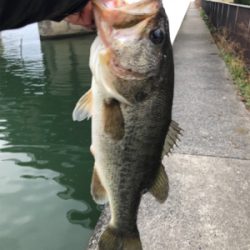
73, 0, 181, 249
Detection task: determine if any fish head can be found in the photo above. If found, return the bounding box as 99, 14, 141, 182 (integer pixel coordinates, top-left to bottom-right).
93, 0, 171, 81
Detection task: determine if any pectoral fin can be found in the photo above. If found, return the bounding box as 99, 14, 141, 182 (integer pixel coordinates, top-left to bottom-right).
163, 120, 183, 156
103, 99, 125, 141
72, 89, 92, 121
91, 167, 108, 205
150, 164, 169, 203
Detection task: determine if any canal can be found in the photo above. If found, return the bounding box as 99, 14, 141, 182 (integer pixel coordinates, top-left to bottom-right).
0, 24, 100, 250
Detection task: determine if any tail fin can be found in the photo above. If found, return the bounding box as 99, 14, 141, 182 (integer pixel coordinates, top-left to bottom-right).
99, 226, 142, 250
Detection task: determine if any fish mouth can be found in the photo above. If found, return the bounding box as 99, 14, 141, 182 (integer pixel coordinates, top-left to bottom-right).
92, 0, 161, 49
92, 0, 160, 29
92, 0, 160, 13
93, 0, 162, 80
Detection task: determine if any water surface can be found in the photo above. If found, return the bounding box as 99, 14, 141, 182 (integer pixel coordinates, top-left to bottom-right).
0, 24, 100, 250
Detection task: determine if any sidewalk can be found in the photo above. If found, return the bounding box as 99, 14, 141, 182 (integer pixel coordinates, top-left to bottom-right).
88, 2, 250, 250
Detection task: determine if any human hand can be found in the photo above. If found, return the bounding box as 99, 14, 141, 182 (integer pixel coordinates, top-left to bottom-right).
65, 2, 95, 30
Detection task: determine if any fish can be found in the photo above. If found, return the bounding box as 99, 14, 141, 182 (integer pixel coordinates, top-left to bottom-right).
72, 0, 181, 249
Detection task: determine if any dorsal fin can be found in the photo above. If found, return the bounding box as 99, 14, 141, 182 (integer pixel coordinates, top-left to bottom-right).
72, 89, 92, 121
162, 120, 183, 156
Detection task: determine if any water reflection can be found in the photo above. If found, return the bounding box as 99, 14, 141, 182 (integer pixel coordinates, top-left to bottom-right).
0, 25, 99, 250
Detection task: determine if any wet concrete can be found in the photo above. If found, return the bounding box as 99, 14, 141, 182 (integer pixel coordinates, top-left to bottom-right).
88, 2, 250, 250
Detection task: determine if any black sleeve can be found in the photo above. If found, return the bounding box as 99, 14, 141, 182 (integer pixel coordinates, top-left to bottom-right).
0, 0, 89, 31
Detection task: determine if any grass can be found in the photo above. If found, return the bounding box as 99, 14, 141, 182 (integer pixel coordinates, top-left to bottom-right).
222, 52, 250, 108
200, 10, 250, 110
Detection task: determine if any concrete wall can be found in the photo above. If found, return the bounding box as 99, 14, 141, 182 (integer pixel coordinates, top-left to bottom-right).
38, 20, 91, 39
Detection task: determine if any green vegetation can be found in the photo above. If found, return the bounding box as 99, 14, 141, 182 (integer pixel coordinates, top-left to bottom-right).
222, 52, 250, 108
201, 10, 250, 109
234, 0, 250, 5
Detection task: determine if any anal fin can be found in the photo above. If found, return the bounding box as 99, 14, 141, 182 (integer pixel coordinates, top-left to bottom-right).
72, 89, 92, 121
91, 167, 108, 205
150, 164, 169, 203
163, 120, 183, 156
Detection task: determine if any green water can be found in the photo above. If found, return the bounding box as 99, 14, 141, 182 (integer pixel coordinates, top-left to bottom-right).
0, 24, 100, 250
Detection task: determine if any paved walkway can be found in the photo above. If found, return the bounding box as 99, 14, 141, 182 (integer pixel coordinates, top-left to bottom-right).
88, 3, 250, 250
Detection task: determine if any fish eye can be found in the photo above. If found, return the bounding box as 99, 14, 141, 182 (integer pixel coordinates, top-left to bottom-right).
149, 28, 165, 45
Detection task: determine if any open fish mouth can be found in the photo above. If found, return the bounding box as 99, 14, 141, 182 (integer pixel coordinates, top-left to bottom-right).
93, 0, 159, 13
92, 0, 163, 80
100, 0, 144, 8
92, 0, 160, 29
